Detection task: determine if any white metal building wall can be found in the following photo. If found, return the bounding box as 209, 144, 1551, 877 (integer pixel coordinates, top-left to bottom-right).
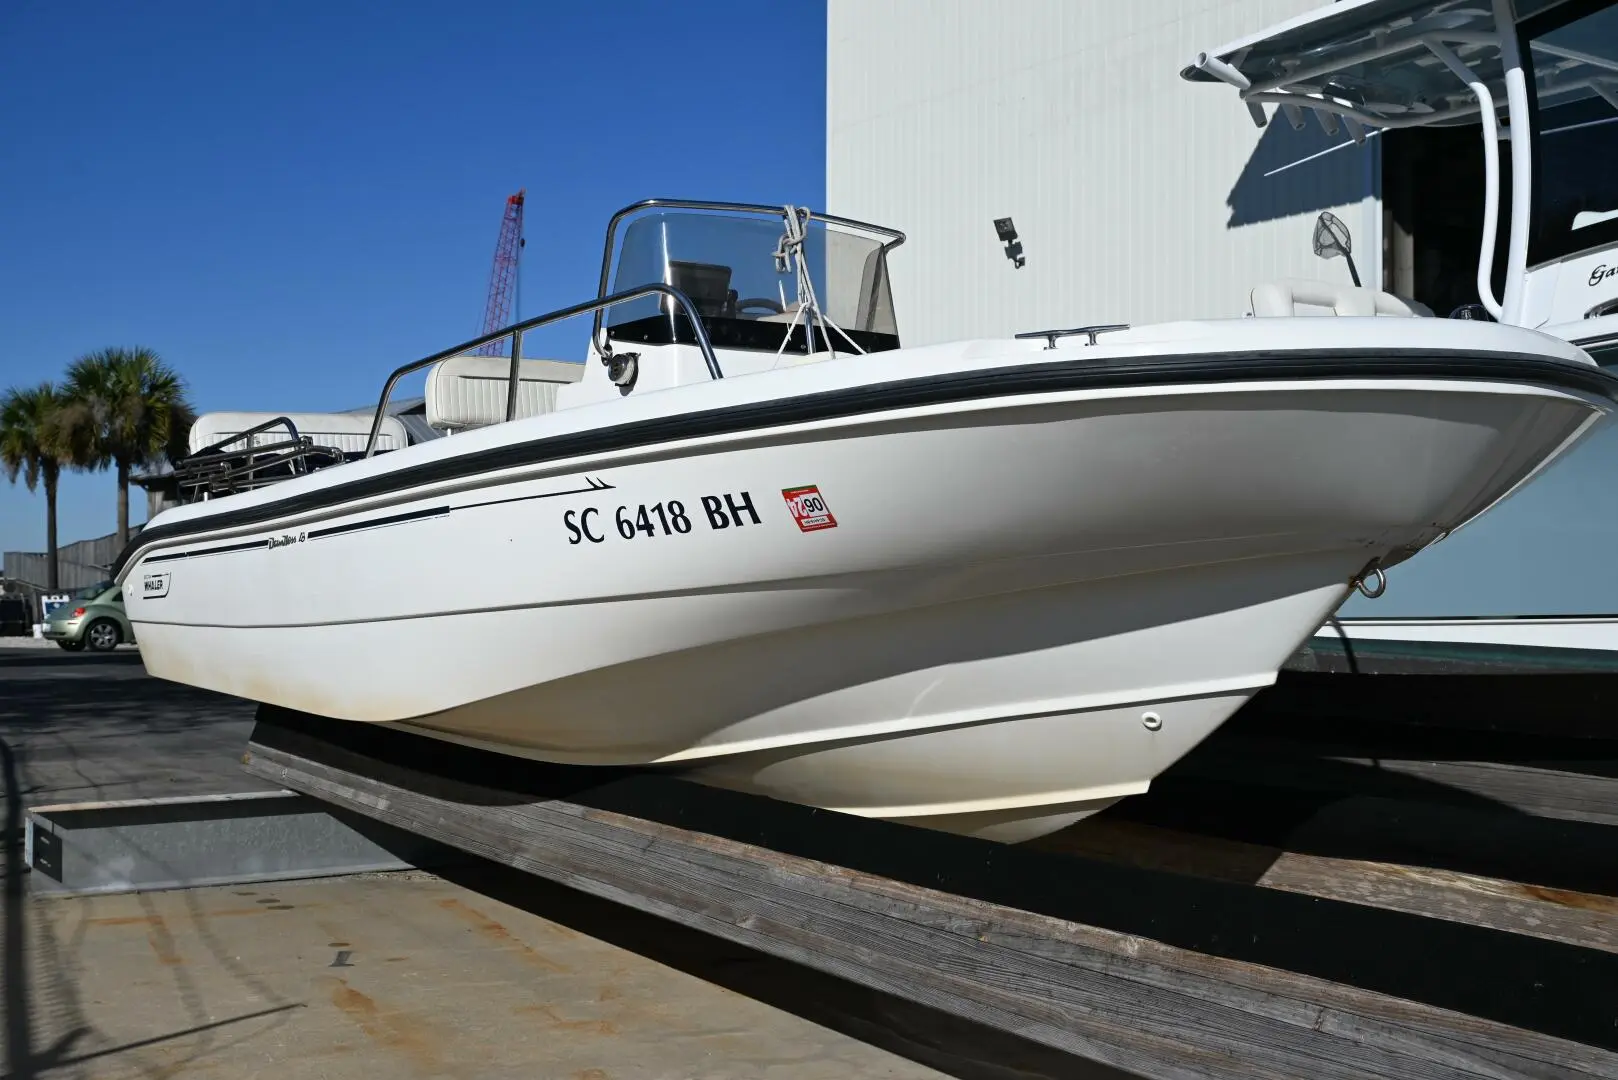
827, 0, 1384, 346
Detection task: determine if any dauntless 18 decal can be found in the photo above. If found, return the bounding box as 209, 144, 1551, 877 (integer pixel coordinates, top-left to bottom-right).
564, 491, 761, 545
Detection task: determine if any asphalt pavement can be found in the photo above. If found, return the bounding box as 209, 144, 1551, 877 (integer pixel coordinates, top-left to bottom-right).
0, 642, 273, 807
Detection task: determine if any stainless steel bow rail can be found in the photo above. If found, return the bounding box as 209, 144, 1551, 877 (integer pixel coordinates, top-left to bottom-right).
141, 415, 349, 502
190, 415, 304, 459
363, 282, 722, 458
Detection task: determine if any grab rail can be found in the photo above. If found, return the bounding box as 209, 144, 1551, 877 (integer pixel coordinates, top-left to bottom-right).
363, 283, 721, 459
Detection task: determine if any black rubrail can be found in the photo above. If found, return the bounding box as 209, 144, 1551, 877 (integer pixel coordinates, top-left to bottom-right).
113, 348, 1618, 577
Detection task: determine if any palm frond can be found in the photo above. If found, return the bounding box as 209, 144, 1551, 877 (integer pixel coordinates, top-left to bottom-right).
64, 345, 195, 471
0, 382, 70, 493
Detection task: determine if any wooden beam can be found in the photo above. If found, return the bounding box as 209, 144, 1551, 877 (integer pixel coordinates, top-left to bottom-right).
1173, 735, 1618, 827
242, 708, 1618, 1079
1040, 818, 1618, 954
1109, 773, 1618, 900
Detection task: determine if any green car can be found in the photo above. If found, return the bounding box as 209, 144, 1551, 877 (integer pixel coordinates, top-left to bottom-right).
44, 580, 136, 652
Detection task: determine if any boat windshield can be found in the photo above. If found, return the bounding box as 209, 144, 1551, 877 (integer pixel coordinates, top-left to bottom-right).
604, 209, 900, 355
1524, 1, 1618, 265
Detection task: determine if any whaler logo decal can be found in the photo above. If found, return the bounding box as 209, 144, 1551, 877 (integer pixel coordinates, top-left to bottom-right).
143, 571, 171, 599
782, 485, 838, 532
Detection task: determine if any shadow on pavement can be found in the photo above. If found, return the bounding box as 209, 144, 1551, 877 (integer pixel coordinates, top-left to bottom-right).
0, 650, 143, 670
0, 647, 264, 813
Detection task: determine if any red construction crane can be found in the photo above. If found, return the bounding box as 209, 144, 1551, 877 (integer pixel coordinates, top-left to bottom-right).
472, 189, 526, 356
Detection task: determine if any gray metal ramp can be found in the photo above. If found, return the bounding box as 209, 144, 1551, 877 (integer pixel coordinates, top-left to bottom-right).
25, 789, 439, 896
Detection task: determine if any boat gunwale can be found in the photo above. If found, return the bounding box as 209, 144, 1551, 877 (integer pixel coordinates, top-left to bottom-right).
113, 346, 1618, 578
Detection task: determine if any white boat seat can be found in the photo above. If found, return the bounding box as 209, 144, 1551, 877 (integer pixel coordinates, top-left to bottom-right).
188, 411, 409, 457
424, 355, 585, 431
1250, 278, 1433, 318
752, 302, 804, 325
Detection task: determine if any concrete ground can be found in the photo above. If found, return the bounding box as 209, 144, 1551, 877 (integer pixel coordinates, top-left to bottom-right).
0, 645, 274, 806
0, 643, 1064, 1079
5, 869, 956, 1080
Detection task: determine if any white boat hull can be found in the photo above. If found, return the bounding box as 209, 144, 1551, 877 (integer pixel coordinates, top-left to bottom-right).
119, 327, 1614, 841
1308, 349, 1618, 671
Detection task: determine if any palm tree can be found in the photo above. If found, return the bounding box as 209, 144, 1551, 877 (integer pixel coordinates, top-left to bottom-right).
61, 347, 195, 548
0, 383, 72, 590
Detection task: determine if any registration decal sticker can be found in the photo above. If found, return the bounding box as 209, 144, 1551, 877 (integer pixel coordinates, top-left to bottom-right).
782, 485, 837, 532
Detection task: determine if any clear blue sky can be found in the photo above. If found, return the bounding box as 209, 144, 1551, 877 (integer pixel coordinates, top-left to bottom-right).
0, 0, 826, 557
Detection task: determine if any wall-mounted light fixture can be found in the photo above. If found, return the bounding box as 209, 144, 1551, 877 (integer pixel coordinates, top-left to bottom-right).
994, 217, 1026, 269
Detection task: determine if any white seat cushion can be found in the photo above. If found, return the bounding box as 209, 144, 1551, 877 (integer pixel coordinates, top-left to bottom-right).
1250, 278, 1434, 318
188, 411, 408, 456
424, 355, 585, 431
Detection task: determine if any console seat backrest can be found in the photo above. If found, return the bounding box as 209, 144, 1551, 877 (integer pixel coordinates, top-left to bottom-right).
1250, 278, 1434, 318
424, 355, 586, 431
188, 411, 409, 457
